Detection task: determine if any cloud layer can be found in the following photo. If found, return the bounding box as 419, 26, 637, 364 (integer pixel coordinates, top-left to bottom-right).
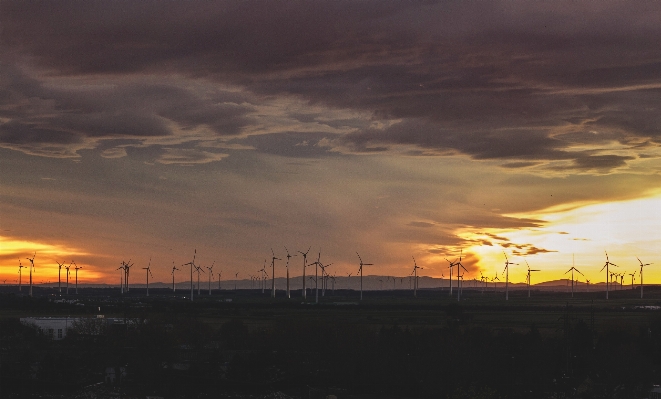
3, 1, 661, 281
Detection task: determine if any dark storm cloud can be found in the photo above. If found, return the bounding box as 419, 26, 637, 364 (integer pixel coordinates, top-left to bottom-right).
3, 1, 661, 167
0, 63, 255, 157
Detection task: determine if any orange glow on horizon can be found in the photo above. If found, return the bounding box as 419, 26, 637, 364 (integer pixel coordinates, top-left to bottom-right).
0, 236, 104, 284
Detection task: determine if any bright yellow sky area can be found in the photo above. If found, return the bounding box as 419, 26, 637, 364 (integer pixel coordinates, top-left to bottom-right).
1, 192, 660, 287
461, 191, 661, 285
0, 237, 102, 284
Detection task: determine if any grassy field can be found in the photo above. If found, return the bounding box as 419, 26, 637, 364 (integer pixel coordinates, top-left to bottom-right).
4, 284, 661, 336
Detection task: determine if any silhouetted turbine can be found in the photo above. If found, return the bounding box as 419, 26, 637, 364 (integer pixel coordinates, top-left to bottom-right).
297, 247, 311, 300
600, 251, 617, 300
502, 252, 517, 301
637, 257, 652, 299
356, 252, 373, 301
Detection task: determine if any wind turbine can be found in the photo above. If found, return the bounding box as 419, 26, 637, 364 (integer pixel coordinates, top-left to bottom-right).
18, 259, 25, 292
117, 264, 125, 294
456, 260, 468, 301
26, 252, 36, 297
284, 247, 296, 299
445, 250, 462, 297
457, 271, 466, 299
585, 279, 590, 292
502, 252, 517, 301
298, 247, 311, 299
564, 265, 583, 298
171, 262, 179, 292
143, 258, 153, 297
308, 251, 323, 303
524, 261, 540, 298
492, 274, 500, 293
319, 262, 333, 297
411, 257, 422, 298
194, 264, 205, 296
600, 251, 617, 299
125, 260, 134, 292
182, 249, 196, 301
629, 272, 636, 289
637, 257, 652, 299
356, 252, 373, 301
609, 271, 617, 290
65, 262, 71, 294
73, 261, 82, 294
234, 272, 239, 290
206, 261, 215, 295
56, 261, 66, 293
258, 261, 268, 293
270, 249, 280, 298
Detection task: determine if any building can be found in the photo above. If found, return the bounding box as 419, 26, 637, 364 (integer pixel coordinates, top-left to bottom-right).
20, 317, 78, 340
650, 385, 661, 399
21, 316, 142, 340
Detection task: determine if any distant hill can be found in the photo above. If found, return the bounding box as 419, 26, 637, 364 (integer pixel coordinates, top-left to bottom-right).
27, 275, 641, 293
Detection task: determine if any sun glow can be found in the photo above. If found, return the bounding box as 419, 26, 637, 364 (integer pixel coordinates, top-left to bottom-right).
459, 192, 661, 285
0, 236, 100, 284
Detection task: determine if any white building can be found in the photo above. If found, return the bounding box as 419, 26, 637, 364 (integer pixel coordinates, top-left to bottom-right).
20, 317, 78, 340
650, 385, 661, 399
21, 316, 141, 340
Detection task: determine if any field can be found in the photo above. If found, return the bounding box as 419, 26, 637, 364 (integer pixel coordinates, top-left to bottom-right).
3, 285, 661, 398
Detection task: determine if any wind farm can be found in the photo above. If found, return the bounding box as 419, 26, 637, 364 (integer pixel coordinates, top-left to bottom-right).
3, 246, 661, 399
7, 246, 660, 302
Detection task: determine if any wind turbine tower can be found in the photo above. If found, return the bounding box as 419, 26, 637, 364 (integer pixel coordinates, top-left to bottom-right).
284, 247, 296, 299
356, 252, 373, 301
600, 251, 617, 299
171, 262, 179, 292
524, 260, 540, 298
117, 263, 126, 294
73, 261, 82, 294
454, 256, 468, 301
18, 259, 25, 292
629, 272, 636, 289
194, 265, 205, 296
309, 251, 323, 303
258, 261, 268, 293
564, 264, 583, 298
298, 247, 311, 300
182, 249, 196, 301
26, 252, 36, 297
206, 261, 215, 295
143, 258, 153, 297
57, 261, 65, 293
637, 257, 652, 299
65, 262, 71, 294
271, 249, 281, 298
502, 252, 517, 301
445, 250, 462, 297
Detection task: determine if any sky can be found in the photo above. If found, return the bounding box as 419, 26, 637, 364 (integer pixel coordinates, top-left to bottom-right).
2, 1, 661, 287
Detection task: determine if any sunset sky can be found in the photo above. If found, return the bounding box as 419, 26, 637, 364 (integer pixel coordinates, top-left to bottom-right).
2, 1, 661, 287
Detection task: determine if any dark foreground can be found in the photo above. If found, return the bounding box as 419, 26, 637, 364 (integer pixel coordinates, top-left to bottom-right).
2, 286, 661, 398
